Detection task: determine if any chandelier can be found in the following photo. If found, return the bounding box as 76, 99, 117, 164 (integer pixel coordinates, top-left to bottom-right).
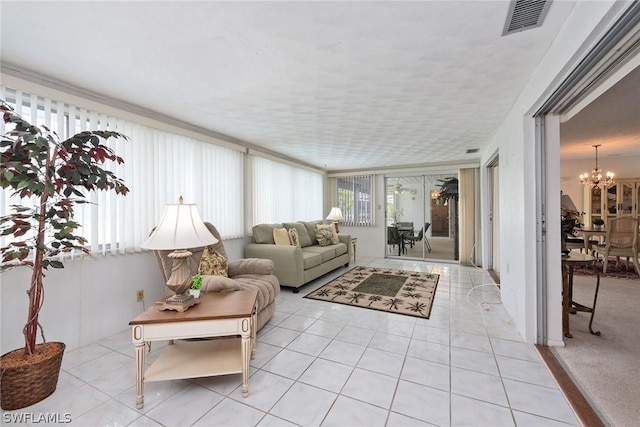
579, 144, 615, 189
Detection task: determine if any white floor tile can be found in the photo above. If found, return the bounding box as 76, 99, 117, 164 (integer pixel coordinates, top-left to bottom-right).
258, 327, 301, 348
69, 398, 140, 426
269, 382, 337, 426
401, 356, 450, 391
319, 340, 367, 366
144, 384, 223, 427
286, 332, 332, 356
392, 380, 450, 426
450, 347, 499, 376
369, 332, 411, 355
322, 395, 389, 427
451, 367, 509, 407
193, 397, 265, 426
261, 348, 315, 380
503, 379, 579, 425
496, 355, 557, 388
298, 358, 354, 393
341, 368, 398, 409
357, 347, 406, 377
335, 325, 377, 346
450, 394, 515, 426
229, 370, 293, 411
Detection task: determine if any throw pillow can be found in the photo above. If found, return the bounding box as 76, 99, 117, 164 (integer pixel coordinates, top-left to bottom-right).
273, 227, 291, 246
315, 226, 336, 247
316, 224, 339, 244
198, 246, 228, 277
288, 227, 301, 248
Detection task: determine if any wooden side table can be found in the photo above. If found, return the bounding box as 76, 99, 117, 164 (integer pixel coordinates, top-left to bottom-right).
561, 253, 601, 339
129, 290, 257, 409
351, 237, 358, 262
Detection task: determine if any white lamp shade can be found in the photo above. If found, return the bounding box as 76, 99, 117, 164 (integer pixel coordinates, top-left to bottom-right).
326, 207, 344, 221
141, 201, 218, 250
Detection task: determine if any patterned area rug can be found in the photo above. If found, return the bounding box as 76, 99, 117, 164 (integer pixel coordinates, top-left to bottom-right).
304, 266, 439, 319
572, 259, 639, 280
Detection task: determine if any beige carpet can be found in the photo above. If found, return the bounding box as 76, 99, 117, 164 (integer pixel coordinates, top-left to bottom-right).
304, 266, 439, 319
553, 274, 640, 427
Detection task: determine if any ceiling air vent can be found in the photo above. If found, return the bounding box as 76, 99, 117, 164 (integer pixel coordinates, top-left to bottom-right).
466, 148, 480, 154
503, 0, 552, 36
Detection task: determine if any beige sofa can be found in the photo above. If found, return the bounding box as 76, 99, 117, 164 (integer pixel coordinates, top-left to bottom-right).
152, 223, 280, 330
244, 220, 351, 293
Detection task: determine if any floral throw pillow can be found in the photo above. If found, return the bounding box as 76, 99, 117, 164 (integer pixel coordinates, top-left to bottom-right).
198, 246, 228, 277
288, 227, 301, 248
315, 226, 335, 247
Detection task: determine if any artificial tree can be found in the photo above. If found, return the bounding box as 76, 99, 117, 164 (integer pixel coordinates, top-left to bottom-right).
0, 101, 129, 357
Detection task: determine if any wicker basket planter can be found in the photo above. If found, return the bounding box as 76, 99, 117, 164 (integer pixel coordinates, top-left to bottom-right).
0, 342, 65, 410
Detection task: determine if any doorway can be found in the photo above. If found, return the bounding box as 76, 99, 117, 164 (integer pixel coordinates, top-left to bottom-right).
385, 173, 458, 262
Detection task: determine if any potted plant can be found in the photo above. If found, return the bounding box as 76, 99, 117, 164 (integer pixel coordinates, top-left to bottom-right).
0, 102, 129, 410
190, 273, 203, 298
592, 217, 605, 230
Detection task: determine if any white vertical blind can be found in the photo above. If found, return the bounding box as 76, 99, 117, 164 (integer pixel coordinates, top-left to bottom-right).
1, 87, 245, 261
250, 155, 322, 225
331, 175, 375, 226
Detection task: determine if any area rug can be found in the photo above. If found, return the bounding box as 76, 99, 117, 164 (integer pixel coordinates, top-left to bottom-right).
304, 266, 439, 319
572, 259, 639, 280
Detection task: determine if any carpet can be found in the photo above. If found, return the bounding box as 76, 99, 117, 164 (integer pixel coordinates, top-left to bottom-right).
572, 259, 639, 280
304, 266, 439, 319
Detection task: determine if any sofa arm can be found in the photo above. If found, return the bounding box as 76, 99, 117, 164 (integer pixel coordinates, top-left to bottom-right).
244, 243, 305, 286
228, 258, 275, 276
338, 234, 352, 256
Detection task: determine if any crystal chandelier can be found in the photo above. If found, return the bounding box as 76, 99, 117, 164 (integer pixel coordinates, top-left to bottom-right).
579, 144, 615, 189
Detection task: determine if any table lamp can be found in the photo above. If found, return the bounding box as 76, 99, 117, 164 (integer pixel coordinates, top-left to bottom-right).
326, 207, 344, 233
141, 197, 217, 311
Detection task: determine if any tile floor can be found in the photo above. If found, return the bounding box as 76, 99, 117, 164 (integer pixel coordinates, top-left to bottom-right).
2, 257, 580, 426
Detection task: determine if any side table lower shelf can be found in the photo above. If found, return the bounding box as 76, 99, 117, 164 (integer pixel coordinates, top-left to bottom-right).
145, 339, 243, 382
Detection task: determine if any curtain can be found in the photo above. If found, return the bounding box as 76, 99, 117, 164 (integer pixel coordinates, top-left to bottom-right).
1, 86, 245, 261
249, 155, 323, 226
459, 167, 479, 265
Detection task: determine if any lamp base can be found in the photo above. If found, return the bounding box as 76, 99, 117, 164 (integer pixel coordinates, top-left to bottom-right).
156, 296, 200, 312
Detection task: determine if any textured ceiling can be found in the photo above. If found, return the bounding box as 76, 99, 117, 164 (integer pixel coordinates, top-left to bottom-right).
2, 1, 626, 172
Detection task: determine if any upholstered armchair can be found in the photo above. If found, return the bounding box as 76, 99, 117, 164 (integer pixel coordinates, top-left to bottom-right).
152, 222, 280, 330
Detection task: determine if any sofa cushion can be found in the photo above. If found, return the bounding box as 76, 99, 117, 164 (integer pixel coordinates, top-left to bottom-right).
315, 227, 334, 246
302, 250, 323, 269
198, 246, 228, 277
334, 242, 348, 256
304, 245, 337, 262
316, 224, 339, 245
273, 228, 291, 246
253, 223, 283, 244
283, 222, 312, 247
301, 220, 323, 245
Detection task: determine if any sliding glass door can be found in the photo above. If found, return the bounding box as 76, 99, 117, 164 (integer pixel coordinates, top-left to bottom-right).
385, 173, 459, 261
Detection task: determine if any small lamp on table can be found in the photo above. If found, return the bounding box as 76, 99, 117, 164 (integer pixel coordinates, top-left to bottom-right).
141, 197, 217, 311
326, 207, 344, 234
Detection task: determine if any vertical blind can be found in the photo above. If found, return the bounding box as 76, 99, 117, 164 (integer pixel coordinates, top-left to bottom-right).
1, 87, 244, 259
250, 155, 323, 225
332, 175, 375, 226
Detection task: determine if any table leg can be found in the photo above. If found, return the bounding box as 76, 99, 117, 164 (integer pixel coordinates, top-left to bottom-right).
562, 264, 572, 338
133, 328, 145, 409
251, 307, 257, 360
241, 318, 251, 397
588, 273, 601, 336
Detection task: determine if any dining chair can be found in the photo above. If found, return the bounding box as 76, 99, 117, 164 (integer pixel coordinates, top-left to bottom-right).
592, 217, 639, 274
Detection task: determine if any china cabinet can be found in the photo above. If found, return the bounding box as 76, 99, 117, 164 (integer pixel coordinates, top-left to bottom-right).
584, 178, 640, 224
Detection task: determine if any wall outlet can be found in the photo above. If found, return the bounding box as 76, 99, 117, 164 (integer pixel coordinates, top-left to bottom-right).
136, 290, 144, 302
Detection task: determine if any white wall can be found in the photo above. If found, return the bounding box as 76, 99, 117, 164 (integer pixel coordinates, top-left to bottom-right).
479, 0, 626, 344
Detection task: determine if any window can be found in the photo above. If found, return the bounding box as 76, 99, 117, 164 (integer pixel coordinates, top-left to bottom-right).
250, 155, 323, 225
335, 175, 374, 226
1, 87, 245, 260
